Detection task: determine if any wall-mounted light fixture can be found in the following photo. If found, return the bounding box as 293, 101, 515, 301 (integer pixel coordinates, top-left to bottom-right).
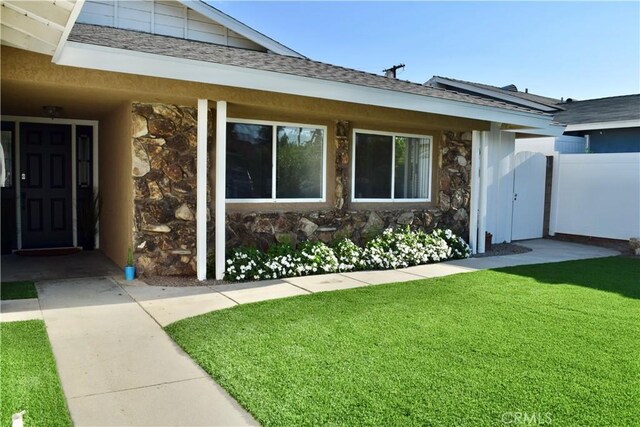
43, 106, 63, 119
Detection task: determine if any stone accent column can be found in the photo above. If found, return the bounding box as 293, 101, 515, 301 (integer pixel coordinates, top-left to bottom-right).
131, 103, 209, 276
334, 121, 351, 211
437, 131, 472, 238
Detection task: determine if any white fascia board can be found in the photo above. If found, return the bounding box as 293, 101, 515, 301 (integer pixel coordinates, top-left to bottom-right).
564, 119, 640, 132
431, 77, 559, 113
176, 0, 304, 58
55, 41, 560, 134
501, 124, 566, 137
52, 0, 85, 62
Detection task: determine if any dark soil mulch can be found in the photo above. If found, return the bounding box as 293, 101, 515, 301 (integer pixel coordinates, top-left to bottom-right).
142, 275, 228, 288
472, 242, 532, 258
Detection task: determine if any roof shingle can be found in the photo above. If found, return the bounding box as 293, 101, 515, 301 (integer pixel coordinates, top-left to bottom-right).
553, 95, 640, 125
67, 24, 549, 116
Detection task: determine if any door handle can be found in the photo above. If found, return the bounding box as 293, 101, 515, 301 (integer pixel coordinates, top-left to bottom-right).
513, 193, 518, 201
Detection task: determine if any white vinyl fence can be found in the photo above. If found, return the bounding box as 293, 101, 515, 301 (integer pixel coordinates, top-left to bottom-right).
550, 153, 640, 240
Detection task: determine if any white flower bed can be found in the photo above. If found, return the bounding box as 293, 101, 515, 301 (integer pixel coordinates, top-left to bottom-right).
223, 228, 470, 282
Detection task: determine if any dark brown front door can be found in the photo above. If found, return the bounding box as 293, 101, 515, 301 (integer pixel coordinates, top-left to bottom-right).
20, 123, 73, 249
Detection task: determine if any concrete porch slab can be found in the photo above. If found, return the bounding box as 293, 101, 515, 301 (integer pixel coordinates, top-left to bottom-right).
0, 298, 42, 322
1, 251, 121, 282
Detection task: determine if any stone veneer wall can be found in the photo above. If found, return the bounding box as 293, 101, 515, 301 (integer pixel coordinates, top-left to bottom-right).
131, 103, 471, 276
131, 103, 211, 276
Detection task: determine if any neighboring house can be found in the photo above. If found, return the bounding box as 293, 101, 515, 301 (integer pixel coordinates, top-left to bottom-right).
427, 76, 640, 154
0, 0, 564, 279
554, 95, 640, 153
427, 76, 640, 242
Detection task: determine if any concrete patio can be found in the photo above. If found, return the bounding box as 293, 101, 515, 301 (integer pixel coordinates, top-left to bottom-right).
0, 238, 620, 425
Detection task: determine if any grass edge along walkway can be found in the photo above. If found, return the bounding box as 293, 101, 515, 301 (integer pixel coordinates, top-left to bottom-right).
1, 281, 37, 300
1, 320, 72, 426
167, 257, 640, 427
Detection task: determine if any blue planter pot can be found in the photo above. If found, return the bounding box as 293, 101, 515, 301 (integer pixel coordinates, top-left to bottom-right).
124, 266, 136, 281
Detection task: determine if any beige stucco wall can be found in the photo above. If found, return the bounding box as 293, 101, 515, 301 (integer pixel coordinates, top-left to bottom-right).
99, 102, 133, 267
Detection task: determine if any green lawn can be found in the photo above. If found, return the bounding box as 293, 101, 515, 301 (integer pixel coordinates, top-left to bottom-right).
1, 320, 71, 426
166, 257, 640, 426
1, 281, 37, 300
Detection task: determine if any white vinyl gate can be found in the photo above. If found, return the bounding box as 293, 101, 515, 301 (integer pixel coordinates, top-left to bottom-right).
511, 151, 547, 241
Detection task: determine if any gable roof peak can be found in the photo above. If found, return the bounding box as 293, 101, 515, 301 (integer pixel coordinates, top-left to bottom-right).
76, 0, 305, 58
178, 1, 305, 58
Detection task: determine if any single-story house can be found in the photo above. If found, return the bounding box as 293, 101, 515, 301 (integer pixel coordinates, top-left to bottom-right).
0, 0, 564, 279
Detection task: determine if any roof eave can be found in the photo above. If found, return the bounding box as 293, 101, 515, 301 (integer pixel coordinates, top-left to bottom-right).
564, 119, 640, 132
429, 76, 561, 113
55, 41, 562, 136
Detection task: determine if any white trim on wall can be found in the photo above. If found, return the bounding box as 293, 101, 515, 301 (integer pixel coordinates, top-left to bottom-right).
2, 115, 99, 250
71, 125, 78, 247
225, 117, 328, 204
15, 123, 22, 249
351, 128, 433, 203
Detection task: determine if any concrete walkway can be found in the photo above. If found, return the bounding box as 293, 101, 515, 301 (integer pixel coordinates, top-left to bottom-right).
2, 238, 618, 426
36, 277, 257, 426
121, 238, 619, 327
0, 298, 42, 322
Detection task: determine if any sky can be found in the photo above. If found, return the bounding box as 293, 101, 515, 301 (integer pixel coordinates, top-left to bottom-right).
213, 1, 640, 100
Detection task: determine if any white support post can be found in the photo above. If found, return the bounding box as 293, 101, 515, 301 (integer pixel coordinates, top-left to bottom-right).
71, 125, 78, 248
196, 99, 209, 281
548, 153, 561, 236
469, 131, 481, 254
215, 101, 227, 281
478, 131, 489, 254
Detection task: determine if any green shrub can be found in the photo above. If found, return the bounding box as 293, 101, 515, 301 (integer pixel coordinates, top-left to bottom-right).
333, 238, 363, 272
225, 247, 268, 281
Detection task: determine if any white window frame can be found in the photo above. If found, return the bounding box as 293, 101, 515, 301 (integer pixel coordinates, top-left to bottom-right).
351, 129, 433, 203
225, 118, 327, 203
